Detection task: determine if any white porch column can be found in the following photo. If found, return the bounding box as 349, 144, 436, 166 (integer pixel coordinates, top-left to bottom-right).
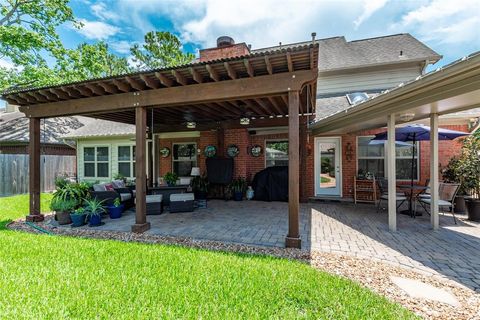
387, 114, 397, 231
430, 113, 439, 230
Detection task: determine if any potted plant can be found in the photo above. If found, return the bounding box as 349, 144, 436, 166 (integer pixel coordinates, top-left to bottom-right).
113, 172, 127, 183
107, 197, 124, 219
84, 198, 106, 227
442, 157, 467, 213
456, 134, 480, 221
163, 172, 178, 187
50, 198, 76, 225
70, 207, 87, 227
230, 177, 247, 201
191, 174, 209, 200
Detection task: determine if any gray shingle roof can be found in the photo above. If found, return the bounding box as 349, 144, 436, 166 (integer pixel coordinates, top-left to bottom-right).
254, 33, 441, 72
0, 112, 90, 144
62, 119, 135, 139
315, 92, 381, 120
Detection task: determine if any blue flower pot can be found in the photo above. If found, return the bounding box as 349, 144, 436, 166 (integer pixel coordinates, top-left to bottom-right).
108, 204, 124, 219
88, 214, 102, 227
70, 214, 86, 227
233, 192, 243, 201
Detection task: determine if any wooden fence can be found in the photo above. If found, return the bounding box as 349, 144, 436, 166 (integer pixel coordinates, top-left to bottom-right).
0, 154, 76, 197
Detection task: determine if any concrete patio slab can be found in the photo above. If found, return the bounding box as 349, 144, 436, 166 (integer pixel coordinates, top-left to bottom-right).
390, 276, 460, 306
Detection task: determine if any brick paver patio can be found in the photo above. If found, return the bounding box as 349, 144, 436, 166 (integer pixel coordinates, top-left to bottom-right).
71, 200, 480, 291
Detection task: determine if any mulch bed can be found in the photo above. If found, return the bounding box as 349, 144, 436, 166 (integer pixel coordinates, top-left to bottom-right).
8, 214, 480, 320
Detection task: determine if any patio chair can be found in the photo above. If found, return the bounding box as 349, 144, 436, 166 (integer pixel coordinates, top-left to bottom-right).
418, 183, 460, 224
376, 178, 408, 213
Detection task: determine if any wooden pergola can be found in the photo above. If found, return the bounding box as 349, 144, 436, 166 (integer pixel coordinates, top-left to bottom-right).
2, 43, 319, 248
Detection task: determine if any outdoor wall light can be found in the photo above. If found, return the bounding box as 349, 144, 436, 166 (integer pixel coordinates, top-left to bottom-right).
186, 122, 196, 129
240, 117, 250, 125
399, 112, 415, 122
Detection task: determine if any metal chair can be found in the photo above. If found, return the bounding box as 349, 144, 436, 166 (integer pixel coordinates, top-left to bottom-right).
418, 183, 460, 224
376, 178, 408, 212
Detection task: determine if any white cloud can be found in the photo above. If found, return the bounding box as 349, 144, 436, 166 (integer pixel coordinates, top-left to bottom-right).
109, 40, 133, 54
394, 0, 480, 44
75, 19, 120, 40
91, 2, 120, 21
353, 0, 389, 29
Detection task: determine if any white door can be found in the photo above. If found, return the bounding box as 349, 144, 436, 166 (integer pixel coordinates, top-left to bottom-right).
315, 137, 342, 196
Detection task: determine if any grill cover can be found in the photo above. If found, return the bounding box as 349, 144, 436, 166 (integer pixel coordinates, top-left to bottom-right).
252, 166, 288, 202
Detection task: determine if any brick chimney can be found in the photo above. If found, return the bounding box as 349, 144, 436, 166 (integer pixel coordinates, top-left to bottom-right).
199, 36, 250, 62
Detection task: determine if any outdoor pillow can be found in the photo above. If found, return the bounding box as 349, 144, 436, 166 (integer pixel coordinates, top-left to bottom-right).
112, 179, 125, 188
105, 183, 114, 191
93, 183, 107, 192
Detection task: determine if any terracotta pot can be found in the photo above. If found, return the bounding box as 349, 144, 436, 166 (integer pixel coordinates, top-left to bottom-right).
466, 198, 480, 222
55, 211, 72, 225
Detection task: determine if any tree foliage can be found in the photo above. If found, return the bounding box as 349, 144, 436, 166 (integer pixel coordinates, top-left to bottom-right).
130, 31, 195, 70
0, 0, 78, 65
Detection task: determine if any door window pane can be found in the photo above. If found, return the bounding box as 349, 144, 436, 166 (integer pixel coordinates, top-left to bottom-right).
320, 143, 336, 189
172, 143, 197, 177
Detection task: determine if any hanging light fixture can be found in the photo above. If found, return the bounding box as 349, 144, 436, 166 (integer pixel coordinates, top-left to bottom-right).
186, 122, 196, 129
240, 117, 250, 125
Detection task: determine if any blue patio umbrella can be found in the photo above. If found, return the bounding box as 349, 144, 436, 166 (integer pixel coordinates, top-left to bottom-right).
370, 124, 469, 187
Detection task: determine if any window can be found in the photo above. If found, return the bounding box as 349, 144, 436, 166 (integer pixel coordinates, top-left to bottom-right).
357, 136, 419, 180
265, 140, 289, 167
346, 92, 369, 105
172, 143, 197, 177
84, 146, 109, 178
118, 146, 135, 178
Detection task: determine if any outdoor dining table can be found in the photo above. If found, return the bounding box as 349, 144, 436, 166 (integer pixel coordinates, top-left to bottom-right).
398, 184, 428, 218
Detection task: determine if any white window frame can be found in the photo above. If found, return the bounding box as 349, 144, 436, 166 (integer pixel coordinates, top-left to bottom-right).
83, 145, 110, 179
172, 142, 197, 177
117, 145, 135, 178
265, 139, 289, 168
356, 136, 420, 181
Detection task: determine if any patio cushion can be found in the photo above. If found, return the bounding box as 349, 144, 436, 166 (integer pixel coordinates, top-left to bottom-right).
132, 189, 136, 197
105, 183, 114, 191
380, 194, 407, 201
420, 198, 452, 206
119, 192, 132, 202
146, 194, 163, 203
170, 193, 194, 202
93, 183, 107, 192
112, 179, 126, 188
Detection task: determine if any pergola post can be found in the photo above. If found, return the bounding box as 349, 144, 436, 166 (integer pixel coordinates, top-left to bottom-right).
132, 106, 150, 233
286, 90, 301, 248
387, 114, 397, 231
26, 117, 44, 222
430, 113, 439, 230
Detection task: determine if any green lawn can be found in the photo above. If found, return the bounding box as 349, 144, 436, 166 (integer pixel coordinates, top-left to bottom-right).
0, 194, 416, 319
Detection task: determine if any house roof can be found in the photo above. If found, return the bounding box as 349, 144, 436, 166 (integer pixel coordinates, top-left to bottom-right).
63, 119, 135, 139
315, 92, 381, 120
311, 50, 480, 135
0, 112, 92, 144
254, 33, 441, 72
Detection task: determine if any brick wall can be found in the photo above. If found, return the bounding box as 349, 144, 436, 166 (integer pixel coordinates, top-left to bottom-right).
199, 43, 250, 62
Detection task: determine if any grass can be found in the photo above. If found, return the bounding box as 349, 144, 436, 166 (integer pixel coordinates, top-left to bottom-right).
0, 194, 417, 319
0, 193, 53, 229
320, 176, 331, 183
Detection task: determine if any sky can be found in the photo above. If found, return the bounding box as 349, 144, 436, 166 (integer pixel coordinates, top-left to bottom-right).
56, 0, 480, 69
1, 0, 480, 90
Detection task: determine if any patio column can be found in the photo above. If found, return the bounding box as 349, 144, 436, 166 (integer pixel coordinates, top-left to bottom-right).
286, 90, 301, 248
132, 106, 151, 233
387, 114, 396, 231
26, 117, 44, 222
430, 113, 439, 230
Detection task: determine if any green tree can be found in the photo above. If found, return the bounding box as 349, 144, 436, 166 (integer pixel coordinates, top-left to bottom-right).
0, 0, 78, 66
56, 42, 131, 82
130, 31, 194, 70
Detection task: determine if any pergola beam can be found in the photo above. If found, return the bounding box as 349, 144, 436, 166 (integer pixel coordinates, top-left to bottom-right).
112, 80, 131, 93
20, 70, 317, 118
244, 59, 254, 77
224, 62, 237, 79
265, 56, 273, 75
155, 72, 173, 87
205, 65, 220, 82
172, 70, 188, 86
140, 75, 159, 89
190, 67, 203, 83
